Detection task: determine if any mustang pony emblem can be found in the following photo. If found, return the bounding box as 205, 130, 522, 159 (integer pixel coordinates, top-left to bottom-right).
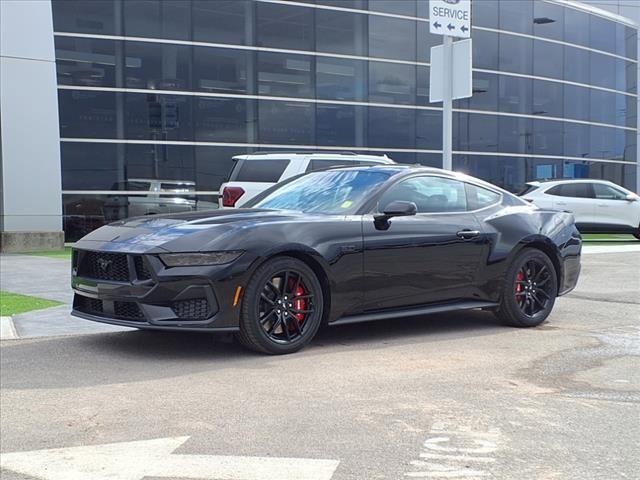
97, 258, 112, 273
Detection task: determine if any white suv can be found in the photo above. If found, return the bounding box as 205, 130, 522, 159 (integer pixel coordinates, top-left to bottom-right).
521, 179, 640, 239
219, 152, 395, 208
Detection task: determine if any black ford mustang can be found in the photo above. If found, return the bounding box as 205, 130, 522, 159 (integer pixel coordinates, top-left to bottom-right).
72, 165, 581, 354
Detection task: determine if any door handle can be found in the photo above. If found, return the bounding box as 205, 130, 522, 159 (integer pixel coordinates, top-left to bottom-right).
457, 230, 480, 240
555, 202, 567, 206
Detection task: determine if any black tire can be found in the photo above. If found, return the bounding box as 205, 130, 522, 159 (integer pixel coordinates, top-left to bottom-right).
633, 229, 640, 240
236, 256, 324, 354
494, 249, 558, 328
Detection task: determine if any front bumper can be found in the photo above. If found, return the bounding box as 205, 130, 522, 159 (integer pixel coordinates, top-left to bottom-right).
71, 249, 247, 331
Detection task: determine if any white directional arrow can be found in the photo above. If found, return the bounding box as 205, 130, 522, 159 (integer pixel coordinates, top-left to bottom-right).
0, 436, 340, 480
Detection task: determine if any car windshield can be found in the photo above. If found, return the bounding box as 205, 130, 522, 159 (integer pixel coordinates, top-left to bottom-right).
251, 169, 391, 214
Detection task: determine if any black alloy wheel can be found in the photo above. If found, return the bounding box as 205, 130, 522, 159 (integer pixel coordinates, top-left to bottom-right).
495, 249, 558, 327
237, 257, 324, 354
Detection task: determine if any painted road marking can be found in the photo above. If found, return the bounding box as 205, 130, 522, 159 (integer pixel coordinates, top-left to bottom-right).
0, 436, 340, 480
405, 422, 501, 478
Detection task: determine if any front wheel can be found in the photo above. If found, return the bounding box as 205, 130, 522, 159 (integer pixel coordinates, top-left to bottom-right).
494, 249, 558, 328
633, 228, 640, 240
236, 257, 324, 354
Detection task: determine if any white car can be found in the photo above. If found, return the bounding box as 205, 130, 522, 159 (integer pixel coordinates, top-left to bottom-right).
521, 179, 640, 239
219, 152, 395, 208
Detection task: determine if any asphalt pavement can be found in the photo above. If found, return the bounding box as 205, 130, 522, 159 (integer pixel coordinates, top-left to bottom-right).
0, 251, 638, 479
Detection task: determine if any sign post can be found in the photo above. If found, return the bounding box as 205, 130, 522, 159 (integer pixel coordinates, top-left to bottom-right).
429, 0, 472, 171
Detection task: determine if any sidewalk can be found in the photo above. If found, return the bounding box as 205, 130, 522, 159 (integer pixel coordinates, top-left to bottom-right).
0, 254, 131, 339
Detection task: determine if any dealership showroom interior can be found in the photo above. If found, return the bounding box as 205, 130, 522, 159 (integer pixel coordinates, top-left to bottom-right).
0, 1, 639, 480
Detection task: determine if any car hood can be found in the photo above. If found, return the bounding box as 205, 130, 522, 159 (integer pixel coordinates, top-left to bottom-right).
74, 208, 311, 253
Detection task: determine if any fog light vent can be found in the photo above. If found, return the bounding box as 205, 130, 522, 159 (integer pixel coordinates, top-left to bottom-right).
172, 298, 210, 320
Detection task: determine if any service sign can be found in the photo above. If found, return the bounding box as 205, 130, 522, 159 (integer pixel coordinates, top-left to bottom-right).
429, 0, 471, 38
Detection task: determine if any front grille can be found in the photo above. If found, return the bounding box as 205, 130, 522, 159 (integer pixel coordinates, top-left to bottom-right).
74, 295, 103, 315
134, 256, 152, 280
114, 301, 144, 321
172, 298, 210, 320
77, 251, 129, 282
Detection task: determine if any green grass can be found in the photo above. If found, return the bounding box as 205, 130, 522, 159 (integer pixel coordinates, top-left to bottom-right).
582, 233, 638, 245
0, 291, 63, 316
24, 246, 73, 259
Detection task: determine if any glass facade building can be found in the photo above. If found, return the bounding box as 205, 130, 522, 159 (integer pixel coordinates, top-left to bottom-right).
50, 0, 639, 240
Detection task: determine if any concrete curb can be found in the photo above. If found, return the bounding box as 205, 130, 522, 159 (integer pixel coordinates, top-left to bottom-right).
582, 245, 640, 254
0, 316, 19, 340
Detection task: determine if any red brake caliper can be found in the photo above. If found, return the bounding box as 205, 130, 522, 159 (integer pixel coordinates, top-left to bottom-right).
515, 271, 524, 299
294, 284, 306, 323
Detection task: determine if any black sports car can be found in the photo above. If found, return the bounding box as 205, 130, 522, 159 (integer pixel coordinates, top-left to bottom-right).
71, 165, 582, 354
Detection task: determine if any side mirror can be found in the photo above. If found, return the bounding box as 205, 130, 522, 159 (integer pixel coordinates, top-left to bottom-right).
374, 201, 417, 230
625, 193, 638, 202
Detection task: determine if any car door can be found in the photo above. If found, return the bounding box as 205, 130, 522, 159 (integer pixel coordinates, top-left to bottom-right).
546, 183, 595, 226
592, 183, 637, 229
361, 175, 487, 311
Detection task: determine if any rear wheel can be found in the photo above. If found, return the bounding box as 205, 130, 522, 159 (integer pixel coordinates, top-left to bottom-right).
494, 249, 558, 328
236, 257, 324, 354
633, 227, 640, 240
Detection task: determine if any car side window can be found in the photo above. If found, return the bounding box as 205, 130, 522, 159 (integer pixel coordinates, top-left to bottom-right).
378, 176, 467, 213
465, 183, 501, 210
546, 183, 593, 198
306, 159, 352, 172
593, 183, 627, 200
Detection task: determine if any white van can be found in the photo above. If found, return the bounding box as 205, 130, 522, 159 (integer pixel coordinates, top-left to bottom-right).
219, 152, 395, 208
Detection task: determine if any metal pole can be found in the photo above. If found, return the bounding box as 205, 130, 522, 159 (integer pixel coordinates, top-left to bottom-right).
442, 35, 453, 171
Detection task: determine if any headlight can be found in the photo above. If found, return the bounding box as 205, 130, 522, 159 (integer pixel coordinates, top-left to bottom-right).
159, 251, 243, 267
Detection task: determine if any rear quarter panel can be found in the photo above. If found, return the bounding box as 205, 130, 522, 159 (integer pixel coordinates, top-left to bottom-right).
474, 205, 581, 301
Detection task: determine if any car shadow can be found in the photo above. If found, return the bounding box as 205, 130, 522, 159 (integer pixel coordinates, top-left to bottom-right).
1, 310, 509, 390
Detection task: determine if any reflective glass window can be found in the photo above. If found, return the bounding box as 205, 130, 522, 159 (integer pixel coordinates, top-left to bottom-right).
316, 9, 367, 56
590, 53, 616, 90
52, 0, 118, 35
499, 0, 532, 35
124, 42, 191, 90
564, 47, 589, 85
193, 47, 250, 94
472, 0, 498, 29
317, 57, 366, 101
230, 159, 290, 183
533, 119, 563, 156
473, 30, 499, 70
369, 16, 416, 61
258, 101, 315, 145
55, 37, 118, 87
547, 183, 593, 198
58, 90, 118, 138
533, 41, 563, 80
317, 1, 367, 7
564, 123, 590, 158
257, 53, 313, 98
593, 183, 628, 200
416, 110, 442, 150
498, 75, 532, 115
369, 62, 416, 105
590, 90, 618, 126
564, 7, 590, 48
455, 72, 498, 112
369, 0, 415, 16
257, 2, 314, 51
499, 34, 532, 75
499, 117, 533, 154
195, 146, 249, 192
589, 15, 617, 55
124, 93, 193, 141
317, 105, 366, 147
416, 67, 432, 106
564, 85, 590, 123
618, 60, 637, 93
590, 125, 625, 160
532, 80, 563, 118
454, 113, 498, 152
563, 161, 636, 191
125, 144, 196, 185
417, 21, 442, 63
533, 2, 564, 41
123, 0, 191, 40
368, 108, 415, 149
193, 0, 249, 45
61, 142, 121, 189
195, 97, 251, 143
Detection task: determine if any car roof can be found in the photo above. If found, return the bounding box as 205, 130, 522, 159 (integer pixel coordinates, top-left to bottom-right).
527, 179, 620, 187
233, 152, 394, 163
